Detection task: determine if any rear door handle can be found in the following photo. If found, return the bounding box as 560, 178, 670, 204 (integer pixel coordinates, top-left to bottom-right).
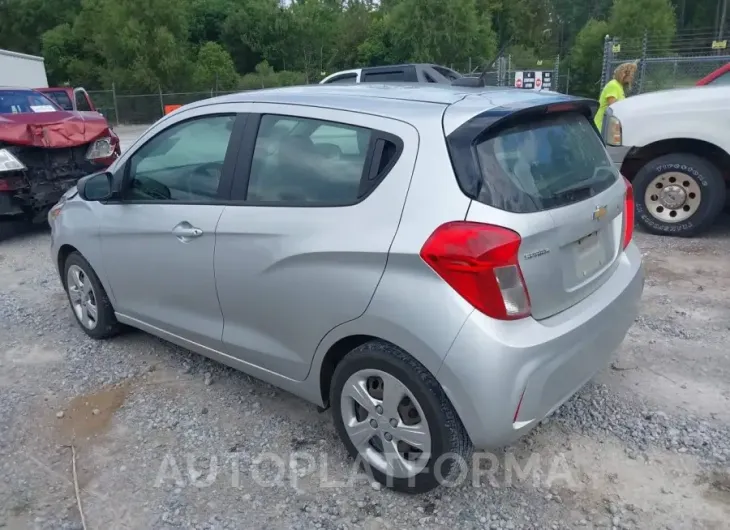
172, 222, 203, 241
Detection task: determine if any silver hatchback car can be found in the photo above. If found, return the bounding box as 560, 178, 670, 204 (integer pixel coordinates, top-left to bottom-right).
49, 84, 644, 493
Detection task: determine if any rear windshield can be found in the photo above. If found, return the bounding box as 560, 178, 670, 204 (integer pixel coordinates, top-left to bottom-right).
450, 111, 618, 213
0, 89, 59, 114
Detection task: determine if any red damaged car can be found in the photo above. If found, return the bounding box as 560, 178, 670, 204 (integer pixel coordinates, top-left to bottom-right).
0, 88, 120, 225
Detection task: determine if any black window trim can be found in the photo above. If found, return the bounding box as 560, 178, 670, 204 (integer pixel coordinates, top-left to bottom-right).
228, 112, 404, 207
104, 112, 248, 206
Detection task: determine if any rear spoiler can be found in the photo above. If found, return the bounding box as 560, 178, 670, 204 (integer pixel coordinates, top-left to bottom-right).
448, 97, 600, 146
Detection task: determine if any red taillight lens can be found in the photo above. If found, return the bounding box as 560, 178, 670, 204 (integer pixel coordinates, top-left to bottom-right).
0, 179, 9, 191
420, 222, 531, 320
622, 177, 634, 249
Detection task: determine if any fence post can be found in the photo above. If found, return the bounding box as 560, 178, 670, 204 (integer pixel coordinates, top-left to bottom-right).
566, 67, 571, 94
554, 54, 560, 92
112, 82, 120, 127
638, 30, 648, 94
158, 85, 164, 118
600, 34, 611, 88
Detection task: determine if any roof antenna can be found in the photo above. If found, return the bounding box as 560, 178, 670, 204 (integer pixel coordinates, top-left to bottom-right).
452, 39, 512, 88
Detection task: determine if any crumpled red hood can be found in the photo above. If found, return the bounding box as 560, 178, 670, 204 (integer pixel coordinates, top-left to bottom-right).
0, 111, 112, 148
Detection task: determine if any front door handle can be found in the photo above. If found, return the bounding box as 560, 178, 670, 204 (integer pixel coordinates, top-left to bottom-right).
172, 222, 203, 241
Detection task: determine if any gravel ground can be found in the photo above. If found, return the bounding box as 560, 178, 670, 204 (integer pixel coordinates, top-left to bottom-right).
2, 211, 730, 529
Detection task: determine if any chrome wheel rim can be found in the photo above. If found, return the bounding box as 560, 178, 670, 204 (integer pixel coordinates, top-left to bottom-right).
67, 264, 98, 330
644, 172, 702, 223
340, 369, 431, 479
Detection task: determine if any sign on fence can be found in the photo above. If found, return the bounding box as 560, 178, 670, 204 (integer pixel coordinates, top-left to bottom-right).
514, 71, 552, 90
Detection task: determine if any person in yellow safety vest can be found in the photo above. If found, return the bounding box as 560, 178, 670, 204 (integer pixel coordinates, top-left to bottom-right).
594, 62, 638, 132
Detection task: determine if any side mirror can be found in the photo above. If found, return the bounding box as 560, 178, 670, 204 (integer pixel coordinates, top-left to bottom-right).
77, 171, 114, 201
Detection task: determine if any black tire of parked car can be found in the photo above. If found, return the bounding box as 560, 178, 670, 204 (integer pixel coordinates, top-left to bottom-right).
633, 153, 726, 237
63, 251, 123, 340
330, 340, 473, 494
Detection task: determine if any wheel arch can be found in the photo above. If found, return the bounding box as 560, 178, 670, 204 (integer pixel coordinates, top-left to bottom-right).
318, 334, 384, 407
57, 243, 80, 287
621, 138, 730, 185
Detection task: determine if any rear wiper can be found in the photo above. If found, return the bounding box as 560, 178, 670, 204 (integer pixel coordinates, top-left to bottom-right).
551, 182, 596, 199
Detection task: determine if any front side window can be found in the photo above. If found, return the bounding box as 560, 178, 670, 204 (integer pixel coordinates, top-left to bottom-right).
75, 90, 92, 111
247, 114, 373, 204
124, 114, 235, 202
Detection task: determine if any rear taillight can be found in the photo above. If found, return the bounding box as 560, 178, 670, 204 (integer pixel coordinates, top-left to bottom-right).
420, 222, 531, 320
622, 177, 634, 249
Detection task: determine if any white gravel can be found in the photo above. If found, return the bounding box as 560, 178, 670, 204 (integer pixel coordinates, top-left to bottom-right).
1, 217, 730, 529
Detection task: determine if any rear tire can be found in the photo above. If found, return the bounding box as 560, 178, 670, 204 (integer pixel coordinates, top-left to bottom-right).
63, 252, 121, 340
330, 340, 472, 494
633, 153, 725, 237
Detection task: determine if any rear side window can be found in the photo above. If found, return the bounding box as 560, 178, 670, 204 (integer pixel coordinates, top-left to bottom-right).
449, 112, 618, 213
246, 114, 402, 205
433, 66, 461, 81
362, 70, 406, 82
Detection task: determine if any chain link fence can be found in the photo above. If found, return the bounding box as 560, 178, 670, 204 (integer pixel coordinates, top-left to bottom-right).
90, 55, 565, 125
601, 29, 730, 95
88, 87, 244, 125
457, 54, 565, 92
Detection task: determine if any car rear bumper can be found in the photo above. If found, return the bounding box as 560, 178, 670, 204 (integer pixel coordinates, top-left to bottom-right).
437, 241, 644, 449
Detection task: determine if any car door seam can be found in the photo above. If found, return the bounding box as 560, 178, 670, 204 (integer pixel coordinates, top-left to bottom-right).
212, 206, 228, 341
303, 123, 422, 381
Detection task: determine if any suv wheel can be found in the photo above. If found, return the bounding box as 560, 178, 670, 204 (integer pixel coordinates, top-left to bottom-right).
331, 340, 472, 493
633, 153, 726, 237
63, 251, 121, 339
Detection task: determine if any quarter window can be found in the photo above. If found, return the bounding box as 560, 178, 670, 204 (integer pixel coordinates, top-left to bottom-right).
124, 114, 235, 202
247, 115, 373, 204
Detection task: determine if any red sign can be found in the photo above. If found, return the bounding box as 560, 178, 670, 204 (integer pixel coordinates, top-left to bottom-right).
516, 78, 522, 88
536, 78, 542, 88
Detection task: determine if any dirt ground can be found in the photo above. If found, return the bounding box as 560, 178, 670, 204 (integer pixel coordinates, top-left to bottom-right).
1, 208, 729, 529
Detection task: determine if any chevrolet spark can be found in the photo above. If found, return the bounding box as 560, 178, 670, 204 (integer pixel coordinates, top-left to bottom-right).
49, 84, 644, 493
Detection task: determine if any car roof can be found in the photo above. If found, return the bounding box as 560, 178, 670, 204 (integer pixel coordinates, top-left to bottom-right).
189, 83, 567, 124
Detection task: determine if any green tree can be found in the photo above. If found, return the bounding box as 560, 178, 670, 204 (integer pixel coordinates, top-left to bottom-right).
569, 18, 610, 98
609, 0, 677, 48
192, 41, 239, 90
0, 0, 81, 54
364, 0, 496, 69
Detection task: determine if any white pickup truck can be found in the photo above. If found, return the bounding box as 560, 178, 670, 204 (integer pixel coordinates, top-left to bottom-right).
604, 85, 730, 237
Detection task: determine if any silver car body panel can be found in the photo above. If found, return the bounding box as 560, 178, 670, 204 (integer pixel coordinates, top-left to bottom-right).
50, 84, 644, 449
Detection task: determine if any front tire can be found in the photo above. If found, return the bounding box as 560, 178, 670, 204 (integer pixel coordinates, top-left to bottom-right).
63, 252, 121, 340
633, 153, 726, 237
331, 340, 472, 494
